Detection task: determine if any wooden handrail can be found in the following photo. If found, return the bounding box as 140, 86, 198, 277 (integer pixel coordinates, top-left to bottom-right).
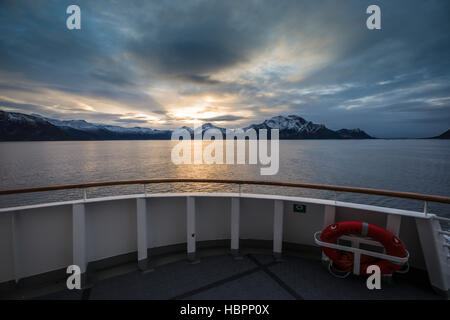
0, 178, 449, 204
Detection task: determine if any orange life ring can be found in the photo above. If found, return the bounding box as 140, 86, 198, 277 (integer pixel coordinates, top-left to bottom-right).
320, 221, 407, 274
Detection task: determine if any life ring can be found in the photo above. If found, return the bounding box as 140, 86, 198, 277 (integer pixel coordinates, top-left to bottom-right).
320, 221, 407, 275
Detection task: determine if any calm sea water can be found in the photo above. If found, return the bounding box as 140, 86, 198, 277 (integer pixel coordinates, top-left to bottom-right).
0, 140, 449, 219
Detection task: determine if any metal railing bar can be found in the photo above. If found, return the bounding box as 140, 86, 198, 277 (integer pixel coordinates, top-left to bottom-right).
313, 232, 409, 264
433, 215, 450, 222
0, 179, 449, 204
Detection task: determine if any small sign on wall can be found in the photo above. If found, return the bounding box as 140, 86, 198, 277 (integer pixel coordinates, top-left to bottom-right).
293, 204, 307, 213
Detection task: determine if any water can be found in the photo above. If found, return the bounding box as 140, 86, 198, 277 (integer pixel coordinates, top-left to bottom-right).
0, 140, 449, 219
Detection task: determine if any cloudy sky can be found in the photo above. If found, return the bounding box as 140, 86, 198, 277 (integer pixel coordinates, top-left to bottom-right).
0, 0, 449, 138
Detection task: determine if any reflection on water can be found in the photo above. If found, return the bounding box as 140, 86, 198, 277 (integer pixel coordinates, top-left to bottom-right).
0, 140, 449, 219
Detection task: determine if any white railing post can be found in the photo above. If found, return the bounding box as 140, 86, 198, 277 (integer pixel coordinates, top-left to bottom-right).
416, 217, 449, 295
231, 197, 240, 256
187, 196, 196, 262
352, 238, 361, 275
11, 211, 21, 283
322, 205, 336, 263
386, 214, 402, 236
136, 198, 148, 271
72, 203, 87, 286
273, 200, 284, 260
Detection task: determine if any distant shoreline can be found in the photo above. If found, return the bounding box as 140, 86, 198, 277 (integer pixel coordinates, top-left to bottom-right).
2, 110, 449, 141
1, 138, 448, 142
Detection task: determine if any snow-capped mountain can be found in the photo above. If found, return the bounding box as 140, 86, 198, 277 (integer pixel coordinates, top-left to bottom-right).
336, 128, 372, 139
0, 110, 373, 141
30, 114, 172, 140
173, 123, 227, 138
0, 110, 172, 141
194, 123, 226, 136
0, 110, 75, 141
174, 115, 373, 139
33, 116, 101, 131
244, 115, 372, 139
249, 115, 312, 131
33, 114, 170, 136
199, 123, 225, 133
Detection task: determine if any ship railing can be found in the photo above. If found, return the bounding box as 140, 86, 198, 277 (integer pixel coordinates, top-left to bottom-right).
1, 178, 449, 206
2, 178, 449, 248
431, 215, 450, 261
1, 179, 449, 288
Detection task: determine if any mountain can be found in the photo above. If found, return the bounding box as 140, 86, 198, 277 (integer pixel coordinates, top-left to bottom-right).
175, 115, 373, 139
173, 123, 226, 138
1, 110, 373, 141
0, 110, 80, 141
31, 114, 172, 140
428, 129, 450, 139
244, 115, 373, 139
336, 128, 372, 139
0, 110, 171, 141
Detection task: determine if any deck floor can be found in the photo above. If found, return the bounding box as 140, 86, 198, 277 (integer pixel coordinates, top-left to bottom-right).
33, 253, 444, 300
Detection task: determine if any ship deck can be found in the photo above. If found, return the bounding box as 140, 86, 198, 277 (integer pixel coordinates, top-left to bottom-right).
7, 249, 444, 300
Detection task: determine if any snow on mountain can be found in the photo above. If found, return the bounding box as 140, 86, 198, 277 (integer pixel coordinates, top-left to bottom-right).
263, 115, 307, 130
50, 119, 99, 131
32, 114, 171, 136
198, 123, 226, 134
173, 123, 226, 137
7, 111, 41, 124
176, 115, 373, 139
98, 124, 155, 135
1, 110, 75, 141
2, 110, 373, 140
248, 115, 324, 133
244, 115, 372, 139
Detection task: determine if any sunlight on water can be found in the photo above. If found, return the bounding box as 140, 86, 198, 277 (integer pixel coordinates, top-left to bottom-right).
0, 140, 449, 221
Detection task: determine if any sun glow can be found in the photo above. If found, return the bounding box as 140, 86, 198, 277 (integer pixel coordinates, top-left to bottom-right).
165, 94, 238, 124
169, 106, 221, 122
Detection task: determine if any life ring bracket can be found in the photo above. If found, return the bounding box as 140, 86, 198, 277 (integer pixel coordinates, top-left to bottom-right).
314, 231, 409, 265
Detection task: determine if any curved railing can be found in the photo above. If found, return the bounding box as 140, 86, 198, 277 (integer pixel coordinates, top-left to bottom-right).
0, 178, 449, 205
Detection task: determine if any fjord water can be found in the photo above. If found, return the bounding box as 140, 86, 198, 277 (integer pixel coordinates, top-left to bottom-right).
0, 140, 449, 219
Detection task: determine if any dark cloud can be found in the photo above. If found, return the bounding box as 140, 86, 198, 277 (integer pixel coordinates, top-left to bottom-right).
114, 118, 149, 124
0, 83, 42, 94
0, 99, 125, 124
91, 71, 134, 87
126, 0, 285, 77
203, 115, 245, 122
176, 75, 222, 85
0, 99, 46, 115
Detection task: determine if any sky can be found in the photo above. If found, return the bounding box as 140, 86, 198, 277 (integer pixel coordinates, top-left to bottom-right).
0, 0, 449, 138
